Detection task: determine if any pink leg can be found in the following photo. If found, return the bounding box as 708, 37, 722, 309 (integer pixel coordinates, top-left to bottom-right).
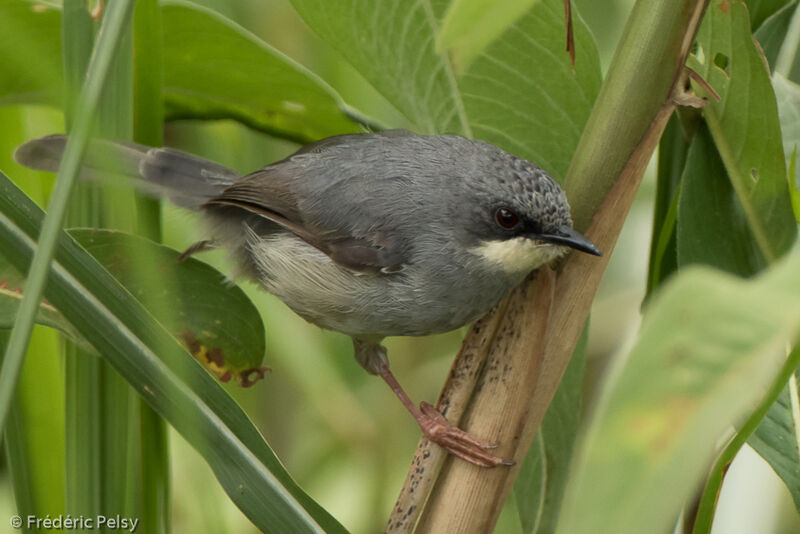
376, 361, 514, 468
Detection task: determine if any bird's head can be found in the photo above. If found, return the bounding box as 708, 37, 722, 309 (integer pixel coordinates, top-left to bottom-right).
462, 155, 601, 274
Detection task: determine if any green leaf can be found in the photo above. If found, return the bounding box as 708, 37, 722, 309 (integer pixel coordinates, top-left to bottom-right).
746, 72, 800, 517
0, 0, 362, 143
754, 0, 799, 69
0, 287, 93, 352
646, 115, 690, 297
436, 0, 542, 72
514, 323, 587, 534
750, 370, 800, 515
790, 148, 800, 220
288, 0, 601, 180
1, 229, 268, 384
72, 229, 267, 384
774, 72, 800, 172
677, 124, 763, 275
687, 0, 797, 263
0, 0, 62, 108
557, 249, 800, 534
0, 171, 346, 533
160, 0, 360, 142
748, 0, 795, 30
2, 328, 66, 521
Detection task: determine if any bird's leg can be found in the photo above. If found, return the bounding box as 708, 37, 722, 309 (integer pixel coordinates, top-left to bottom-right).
352, 338, 514, 468
177, 239, 216, 262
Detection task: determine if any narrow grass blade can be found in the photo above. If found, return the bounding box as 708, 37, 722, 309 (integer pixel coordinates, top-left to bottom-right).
0, 171, 346, 533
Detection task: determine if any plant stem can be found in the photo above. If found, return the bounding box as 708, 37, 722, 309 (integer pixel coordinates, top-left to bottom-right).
401, 1, 709, 532
0, 0, 135, 435
133, 1, 170, 532
691, 344, 800, 534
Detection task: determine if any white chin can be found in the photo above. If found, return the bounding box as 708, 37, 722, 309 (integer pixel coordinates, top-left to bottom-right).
471, 237, 566, 273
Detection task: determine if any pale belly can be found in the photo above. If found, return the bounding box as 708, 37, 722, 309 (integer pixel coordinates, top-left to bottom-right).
244, 231, 515, 338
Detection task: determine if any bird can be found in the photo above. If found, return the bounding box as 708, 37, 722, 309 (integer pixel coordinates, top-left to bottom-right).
15, 130, 601, 467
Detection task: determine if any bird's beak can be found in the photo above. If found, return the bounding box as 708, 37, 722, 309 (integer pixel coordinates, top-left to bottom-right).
539, 225, 602, 256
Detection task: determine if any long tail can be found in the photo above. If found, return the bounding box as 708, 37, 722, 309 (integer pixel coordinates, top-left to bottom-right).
14, 134, 240, 211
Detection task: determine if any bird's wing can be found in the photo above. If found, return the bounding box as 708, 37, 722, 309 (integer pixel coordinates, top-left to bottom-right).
204, 134, 414, 274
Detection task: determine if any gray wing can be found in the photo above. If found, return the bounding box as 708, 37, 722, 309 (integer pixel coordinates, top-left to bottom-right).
204, 131, 417, 274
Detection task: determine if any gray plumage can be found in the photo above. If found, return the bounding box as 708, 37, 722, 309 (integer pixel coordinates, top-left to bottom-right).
16, 129, 601, 466
15, 130, 596, 344
14, 134, 238, 210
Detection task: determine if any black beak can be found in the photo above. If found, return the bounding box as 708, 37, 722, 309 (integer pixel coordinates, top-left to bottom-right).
539, 225, 602, 256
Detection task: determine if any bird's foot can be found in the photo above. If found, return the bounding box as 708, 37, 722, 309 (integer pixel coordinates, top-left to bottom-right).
416, 402, 514, 468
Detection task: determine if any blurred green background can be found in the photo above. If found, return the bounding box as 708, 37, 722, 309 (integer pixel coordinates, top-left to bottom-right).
1, 0, 798, 532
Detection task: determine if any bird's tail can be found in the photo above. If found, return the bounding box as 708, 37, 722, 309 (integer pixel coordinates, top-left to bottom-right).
14, 134, 240, 211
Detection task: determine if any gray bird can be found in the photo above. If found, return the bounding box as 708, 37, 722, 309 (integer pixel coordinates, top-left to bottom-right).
15, 130, 600, 467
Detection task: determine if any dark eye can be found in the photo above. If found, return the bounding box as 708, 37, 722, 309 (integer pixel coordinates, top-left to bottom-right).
495, 207, 520, 229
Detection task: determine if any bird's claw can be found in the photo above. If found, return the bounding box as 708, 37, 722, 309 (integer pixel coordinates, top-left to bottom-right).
417, 402, 515, 468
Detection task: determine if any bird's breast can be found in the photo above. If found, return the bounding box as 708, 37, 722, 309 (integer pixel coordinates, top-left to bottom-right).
241, 228, 520, 338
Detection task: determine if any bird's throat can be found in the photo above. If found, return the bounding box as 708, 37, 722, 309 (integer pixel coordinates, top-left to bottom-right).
471, 237, 564, 273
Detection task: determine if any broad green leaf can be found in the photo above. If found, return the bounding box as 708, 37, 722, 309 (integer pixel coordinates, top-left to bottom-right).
0, 171, 346, 533
750, 371, 800, 514
436, 0, 542, 71
687, 0, 797, 263
0, 0, 361, 143
514, 323, 587, 534
754, 0, 799, 69
557, 249, 800, 534
748, 0, 795, 30
746, 72, 800, 516
646, 115, 689, 298
160, 0, 359, 142
72, 229, 267, 385
677, 125, 763, 276
0, 229, 267, 385
289, 0, 601, 180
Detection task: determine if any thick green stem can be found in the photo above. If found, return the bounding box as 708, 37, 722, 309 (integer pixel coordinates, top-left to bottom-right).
405, 1, 708, 532
564, 0, 706, 230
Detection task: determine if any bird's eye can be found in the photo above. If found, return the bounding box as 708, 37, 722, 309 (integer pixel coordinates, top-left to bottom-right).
495, 207, 520, 229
